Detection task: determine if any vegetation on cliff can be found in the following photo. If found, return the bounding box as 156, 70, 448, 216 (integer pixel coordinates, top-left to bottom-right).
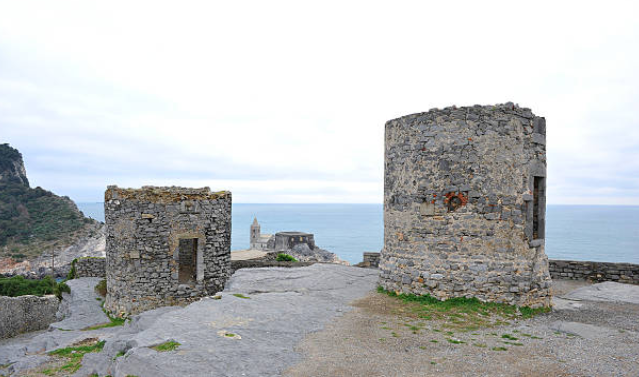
0, 143, 95, 260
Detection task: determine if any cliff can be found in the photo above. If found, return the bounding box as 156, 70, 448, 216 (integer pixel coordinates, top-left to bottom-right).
0, 144, 105, 276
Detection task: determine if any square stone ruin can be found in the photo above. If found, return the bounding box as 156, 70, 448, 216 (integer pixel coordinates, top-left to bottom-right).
103, 186, 232, 315
379, 103, 551, 308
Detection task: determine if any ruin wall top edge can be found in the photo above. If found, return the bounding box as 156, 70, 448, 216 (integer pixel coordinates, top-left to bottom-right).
385, 102, 539, 125
105, 185, 231, 202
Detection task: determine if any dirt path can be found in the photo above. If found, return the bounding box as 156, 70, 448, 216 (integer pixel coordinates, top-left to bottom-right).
284, 280, 639, 377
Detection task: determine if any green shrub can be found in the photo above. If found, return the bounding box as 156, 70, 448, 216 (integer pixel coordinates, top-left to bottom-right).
95, 279, 107, 297
66, 258, 77, 280
276, 253, 297, 262
0, 275, 71, 299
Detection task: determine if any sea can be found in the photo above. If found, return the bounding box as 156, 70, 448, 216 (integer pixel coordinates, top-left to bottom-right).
77, 203, 639, 266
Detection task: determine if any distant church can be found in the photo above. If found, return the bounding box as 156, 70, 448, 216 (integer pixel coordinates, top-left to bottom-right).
250, 217, 273, 250
250, 218, 315, 252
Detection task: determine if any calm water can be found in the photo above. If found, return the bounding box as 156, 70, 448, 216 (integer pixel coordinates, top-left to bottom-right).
77, 203, 639, 265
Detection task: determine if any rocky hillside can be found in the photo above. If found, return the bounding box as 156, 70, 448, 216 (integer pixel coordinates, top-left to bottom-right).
0, 143, 105, 277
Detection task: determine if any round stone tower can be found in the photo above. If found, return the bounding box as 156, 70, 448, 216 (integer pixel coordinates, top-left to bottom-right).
379, 103, 551, 308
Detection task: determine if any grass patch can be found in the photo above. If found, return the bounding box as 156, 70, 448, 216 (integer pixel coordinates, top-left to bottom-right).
446, 338, 465, 344
473, 343, 487, 348
377, 286, 550, 331
224, 333, 236, 337
430, 339, 438, 343
232, 293, 250, 299
492, 346, 508, 351
503, 341, 524, 346
44, 339, 105, 375
151, 340, 180, 352
501, 334, 518, 340
276, 253, 298, 262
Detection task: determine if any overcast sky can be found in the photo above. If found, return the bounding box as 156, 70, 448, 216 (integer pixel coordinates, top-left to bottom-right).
1, 1, 638, 204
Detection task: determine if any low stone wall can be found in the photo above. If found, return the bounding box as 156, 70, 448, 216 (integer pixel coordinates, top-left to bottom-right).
0, 295, 59, 338
230, 260, 316, 274
75, 257, 106, 278
549, 259, 639, 285
363, 252, 380, 268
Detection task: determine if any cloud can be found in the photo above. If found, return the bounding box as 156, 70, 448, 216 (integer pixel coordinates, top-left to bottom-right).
0, 0, 638, 204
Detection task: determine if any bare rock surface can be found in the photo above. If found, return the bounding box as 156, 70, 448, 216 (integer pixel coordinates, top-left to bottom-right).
50, 277, 109, 331
76, 264, 378, 377
562, 281, 639, 304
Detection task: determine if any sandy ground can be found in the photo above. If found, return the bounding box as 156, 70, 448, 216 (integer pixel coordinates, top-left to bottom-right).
284, 279, 639, 377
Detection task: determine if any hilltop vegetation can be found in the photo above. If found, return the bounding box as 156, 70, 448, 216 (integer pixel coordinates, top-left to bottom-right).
0, 143, 95, 260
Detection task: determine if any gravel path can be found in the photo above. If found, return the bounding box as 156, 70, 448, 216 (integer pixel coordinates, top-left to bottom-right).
284, 280, 639, 377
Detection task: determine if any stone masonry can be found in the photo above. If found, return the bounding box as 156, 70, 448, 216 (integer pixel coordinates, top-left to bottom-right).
104, 186, 232, 315
379, 103, 551, 308
75, 257, 106, 278
0, 295, 59, 338
549, 259, 639, 285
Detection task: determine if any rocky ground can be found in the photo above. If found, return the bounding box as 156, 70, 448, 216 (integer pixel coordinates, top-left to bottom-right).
1, 265, 638, 377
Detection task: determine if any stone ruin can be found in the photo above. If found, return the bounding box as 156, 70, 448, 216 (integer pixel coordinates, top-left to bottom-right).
104, 186, 232, 315
379, 103, 552, 308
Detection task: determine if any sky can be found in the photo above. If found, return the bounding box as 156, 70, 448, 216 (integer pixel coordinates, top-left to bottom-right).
0, 1, 638, 204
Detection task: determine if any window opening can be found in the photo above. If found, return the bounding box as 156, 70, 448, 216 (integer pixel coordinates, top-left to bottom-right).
533, 177, 544, 239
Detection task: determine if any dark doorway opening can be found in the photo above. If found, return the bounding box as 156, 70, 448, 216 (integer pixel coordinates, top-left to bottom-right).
178, 238, 197, 283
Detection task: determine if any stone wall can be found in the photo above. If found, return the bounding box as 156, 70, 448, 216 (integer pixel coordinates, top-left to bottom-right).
75, 257, 106, 278
104, 186, 232, 315
379, 103, 551, 308
230, 260, 316, 274
0, 295, 59, 338
363, 252, 380, 268
549, 260, 639, 285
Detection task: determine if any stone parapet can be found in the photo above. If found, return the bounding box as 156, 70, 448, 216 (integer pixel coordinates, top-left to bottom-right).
75, 257, 106, 278
0, 295, 59, 338
549, 259, 639, 285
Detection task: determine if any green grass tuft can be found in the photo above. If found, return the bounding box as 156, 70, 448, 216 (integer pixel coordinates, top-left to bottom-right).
151, 340, 180, 352
232, 293, 250, 299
